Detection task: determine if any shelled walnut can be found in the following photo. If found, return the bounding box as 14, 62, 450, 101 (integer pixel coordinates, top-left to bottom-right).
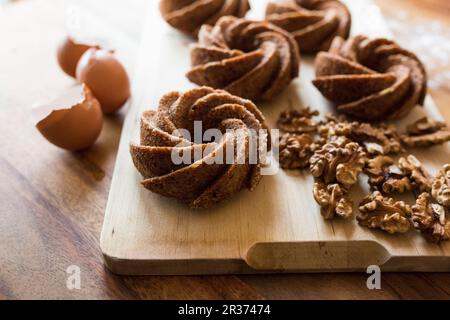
322, 112, 346, 122
318, 116, 352, 138
313, 182, 353, 220
336, 143, 367, 189
319, 118, 403, 155
432, 164, 450, 208
277, 107, 319, 134
402, 117, 450, 147
310, 138, 366, 189
406, 117, 447, 135
412, 192, 450, 242
279, 133, 319, 169
364, 156, 412, 194
357, 191, 412, 234
351, 123, 404, 156
276, 107, 449, 241
398, 155, 433, 193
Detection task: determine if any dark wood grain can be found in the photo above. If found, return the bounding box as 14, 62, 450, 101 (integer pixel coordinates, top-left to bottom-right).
0, 0, 449, 300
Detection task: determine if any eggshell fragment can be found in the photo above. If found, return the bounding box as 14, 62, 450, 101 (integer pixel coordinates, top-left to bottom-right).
56, 36, 99, 78
33, 84, 103, 151
76, 48, 130, 114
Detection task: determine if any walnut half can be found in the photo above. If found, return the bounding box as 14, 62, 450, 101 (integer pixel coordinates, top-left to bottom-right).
402, 117, 450, 147
310, 137, 366, 189
357, 191, 412, 234
412, 192, 450, 243
432, 164, 450, 208
313, 182, 353, 220
365, 155, 412, 194
277, 107, 319, 134
319, 118, 403, 156
398, 155, 433, 193
278, 133, 318, 169
350, 122, 403, 156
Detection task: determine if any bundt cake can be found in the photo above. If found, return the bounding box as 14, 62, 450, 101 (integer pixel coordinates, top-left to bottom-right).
186, 16, 300, 101
130, 87, 270, 209
159, 0, 250, 37
313, 35, 427, 121
265, 0, 351, 54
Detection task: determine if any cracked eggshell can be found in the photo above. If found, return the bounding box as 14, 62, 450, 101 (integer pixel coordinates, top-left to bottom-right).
33, 84, 103, 151
56, 36, 100, 78
76, 48, 130, 114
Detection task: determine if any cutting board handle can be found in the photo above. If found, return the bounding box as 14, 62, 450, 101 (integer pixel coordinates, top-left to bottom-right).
245, 241, 391, 271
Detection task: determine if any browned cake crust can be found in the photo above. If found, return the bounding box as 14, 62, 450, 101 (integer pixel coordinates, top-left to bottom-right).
187, 16, 300, 101
265, 0, 351, 54
159, 0, 250, 37
129, 87, 270, 209
313, 35, 427, 121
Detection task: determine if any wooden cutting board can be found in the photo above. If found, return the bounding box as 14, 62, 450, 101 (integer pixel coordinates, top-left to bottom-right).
100, 0, 450, 275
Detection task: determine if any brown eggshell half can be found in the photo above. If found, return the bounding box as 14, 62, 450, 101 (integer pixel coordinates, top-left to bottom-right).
33, 84, 103, 151
76, 48, 130, 114
56, 36, 100, 78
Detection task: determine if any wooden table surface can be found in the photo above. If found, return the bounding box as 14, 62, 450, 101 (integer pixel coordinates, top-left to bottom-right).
0, 0, 449, 300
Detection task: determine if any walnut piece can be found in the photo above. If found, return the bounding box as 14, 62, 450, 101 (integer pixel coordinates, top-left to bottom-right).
398, 155, 433, 193
406, 117, 447, 135
319, 118, 403, 155
279, 133, 318, 169
318, 117, 352, 138
310, 138, 366, 189
277, 107, 319, 134
351, 123, 404, 156
412, 192, 450, 242
432, 164, 450, 208
402, 117, 450, 147
313, 182, 353, 220
364, 156, 412, 194
357, 191, 412, 234
335, 143, 367, 189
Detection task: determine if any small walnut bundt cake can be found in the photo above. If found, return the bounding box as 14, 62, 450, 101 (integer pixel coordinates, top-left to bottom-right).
159, 0, 250, 37
130, 87, 270, 209
265, 0, 351, 54
313, 35, 427, 121
186, 16, 300, 101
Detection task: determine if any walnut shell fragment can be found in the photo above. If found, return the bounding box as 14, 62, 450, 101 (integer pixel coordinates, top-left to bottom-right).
279, 133, 319, 169
412, 192, 450, 242
401, 117, 450, 148
357, 191, 412, 234
432, 164, 450, 208
364, 155, 412, 194
313, 181, 353, 219
277, 107, 319, 134
310, 137, 366, 189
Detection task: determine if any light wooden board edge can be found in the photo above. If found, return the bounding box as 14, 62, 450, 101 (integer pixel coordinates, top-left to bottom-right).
102, 239, 450, 275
